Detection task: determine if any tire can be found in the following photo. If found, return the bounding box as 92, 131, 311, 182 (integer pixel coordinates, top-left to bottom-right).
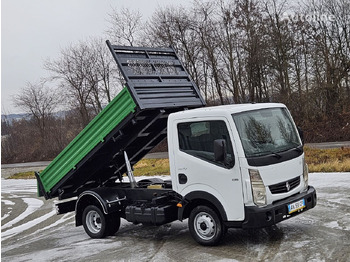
82, 205, 108, 238
188, 205, 225, 246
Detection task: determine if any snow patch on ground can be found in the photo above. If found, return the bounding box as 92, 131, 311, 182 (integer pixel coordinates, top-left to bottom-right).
1, 196, 15, 221
324, 221, 342, 230
309, 172, 350, 188
2, 210, 56, 241
2, 198, 43, 230
293, 240, 311, 248
28, 212, 75, 236
1, 179, 38, 194
324, 220, 350, 231
1, 198, 15, 206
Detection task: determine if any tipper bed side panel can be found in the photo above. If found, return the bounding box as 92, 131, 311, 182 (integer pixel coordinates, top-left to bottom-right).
37, 42, 205, 200
37, 88, 136, 198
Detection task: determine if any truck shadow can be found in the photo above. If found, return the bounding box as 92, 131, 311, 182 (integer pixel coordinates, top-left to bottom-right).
223, 226, 285, 245
115, 220, 285, 246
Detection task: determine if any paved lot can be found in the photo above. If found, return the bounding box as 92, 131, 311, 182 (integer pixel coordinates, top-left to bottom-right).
2, 173, 350, 262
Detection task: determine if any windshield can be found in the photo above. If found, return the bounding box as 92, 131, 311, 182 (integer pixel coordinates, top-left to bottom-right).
232, 107, 301, 158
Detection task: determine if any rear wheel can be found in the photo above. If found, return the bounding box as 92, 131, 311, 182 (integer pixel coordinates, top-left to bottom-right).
188, 205, 225, 246
83, 205, 107, 238
82, 205, 120, 238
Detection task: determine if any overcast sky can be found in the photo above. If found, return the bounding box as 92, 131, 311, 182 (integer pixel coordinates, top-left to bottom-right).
1, 0, 190, 115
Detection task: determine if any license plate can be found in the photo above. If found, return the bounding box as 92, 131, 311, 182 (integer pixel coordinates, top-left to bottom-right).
288, 199, 305, 214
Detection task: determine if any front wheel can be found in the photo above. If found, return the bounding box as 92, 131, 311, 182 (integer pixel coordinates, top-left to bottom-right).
188, 205, 225, 246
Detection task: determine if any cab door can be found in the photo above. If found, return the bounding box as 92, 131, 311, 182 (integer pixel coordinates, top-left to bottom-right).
170, 117, 244, 221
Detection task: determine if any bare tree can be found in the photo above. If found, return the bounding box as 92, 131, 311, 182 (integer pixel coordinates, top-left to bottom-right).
306, 0, 350, 116
13, 81, 59, 139
217, 0, 241, 103
44, 42, 94, 125
144, 5, 208, 100
106, 7, 143, 46
263, 0, 293, 103
91, 38, 120, 103
44, 39, 120, 126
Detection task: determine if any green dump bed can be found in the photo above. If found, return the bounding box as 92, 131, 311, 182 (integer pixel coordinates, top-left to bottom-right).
36, 42, 205, 200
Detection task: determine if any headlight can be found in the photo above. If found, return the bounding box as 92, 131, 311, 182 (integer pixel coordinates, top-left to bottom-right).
303, 162, 309, 189
249, 169, 266, 206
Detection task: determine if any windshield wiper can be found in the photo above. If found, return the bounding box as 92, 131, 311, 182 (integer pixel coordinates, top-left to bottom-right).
293, 146, 303, 153
270, 151, 282, 159
256, 151, 282, 159
289, 142, 303, 153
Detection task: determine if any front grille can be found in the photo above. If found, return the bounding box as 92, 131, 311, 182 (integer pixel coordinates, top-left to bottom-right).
269, 176, 300, 194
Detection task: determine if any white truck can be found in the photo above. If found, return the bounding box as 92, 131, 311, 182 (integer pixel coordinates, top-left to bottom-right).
36, 43, 316, 246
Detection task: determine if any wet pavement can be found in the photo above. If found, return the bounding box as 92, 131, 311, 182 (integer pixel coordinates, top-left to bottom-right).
1, 173, 350, 262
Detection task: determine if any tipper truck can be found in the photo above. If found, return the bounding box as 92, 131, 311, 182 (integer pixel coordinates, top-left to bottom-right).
36, 41, 317, 246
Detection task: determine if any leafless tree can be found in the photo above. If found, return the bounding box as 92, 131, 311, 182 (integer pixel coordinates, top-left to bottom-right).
91, 38, 120, 103
44, 39, 120, 126
44, 42, 95, 125
305, 0, 350, 116
144, 5, 209, 101
106, 7, 143, 46
13, 81, 59, 139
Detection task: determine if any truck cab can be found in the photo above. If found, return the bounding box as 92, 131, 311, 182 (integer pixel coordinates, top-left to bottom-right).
168, 103, 316, 245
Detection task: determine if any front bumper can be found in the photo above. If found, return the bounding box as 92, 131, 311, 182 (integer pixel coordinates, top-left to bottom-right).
226, 186, 317, 229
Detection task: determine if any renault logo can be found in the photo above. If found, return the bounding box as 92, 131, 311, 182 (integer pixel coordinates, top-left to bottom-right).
286, 182, 291, 191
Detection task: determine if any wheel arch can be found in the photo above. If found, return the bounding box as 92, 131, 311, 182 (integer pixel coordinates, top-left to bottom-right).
180, 191, 228, 222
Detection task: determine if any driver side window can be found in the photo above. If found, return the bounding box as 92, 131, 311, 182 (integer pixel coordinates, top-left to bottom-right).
177, 120, 234, 168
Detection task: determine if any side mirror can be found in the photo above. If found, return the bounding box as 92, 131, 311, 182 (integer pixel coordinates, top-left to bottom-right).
214, 139, 226, 162
297, 127, 304, 145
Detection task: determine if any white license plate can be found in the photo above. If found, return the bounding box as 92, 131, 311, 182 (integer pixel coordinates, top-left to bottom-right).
288, 199, 305, 214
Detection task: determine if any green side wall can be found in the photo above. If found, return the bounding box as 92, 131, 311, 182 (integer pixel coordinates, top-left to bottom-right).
38, 87, 136, 194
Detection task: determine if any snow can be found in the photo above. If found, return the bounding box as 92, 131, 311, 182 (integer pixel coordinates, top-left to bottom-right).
308, 172, 350, 188
1, 178, 38, 194
2, 198, 43, 230
28, 212, 75, 236
1, 197, 15, 221
2, 210, 56, 241
1, 198, 15, 206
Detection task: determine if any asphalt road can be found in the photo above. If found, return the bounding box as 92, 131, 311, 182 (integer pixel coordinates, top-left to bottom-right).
2, 173, 350, 262
306, 141, 350, 149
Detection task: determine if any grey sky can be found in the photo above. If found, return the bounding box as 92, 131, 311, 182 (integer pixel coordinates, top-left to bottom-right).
1, 0, 189, 114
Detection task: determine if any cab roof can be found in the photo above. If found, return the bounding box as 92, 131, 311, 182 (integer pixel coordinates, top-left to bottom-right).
170, 103, 286, 119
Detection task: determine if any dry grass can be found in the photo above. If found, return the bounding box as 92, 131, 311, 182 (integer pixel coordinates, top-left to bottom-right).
133, 158, 170, 176
8, 171, 37, 179
304, 147, 350, 172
